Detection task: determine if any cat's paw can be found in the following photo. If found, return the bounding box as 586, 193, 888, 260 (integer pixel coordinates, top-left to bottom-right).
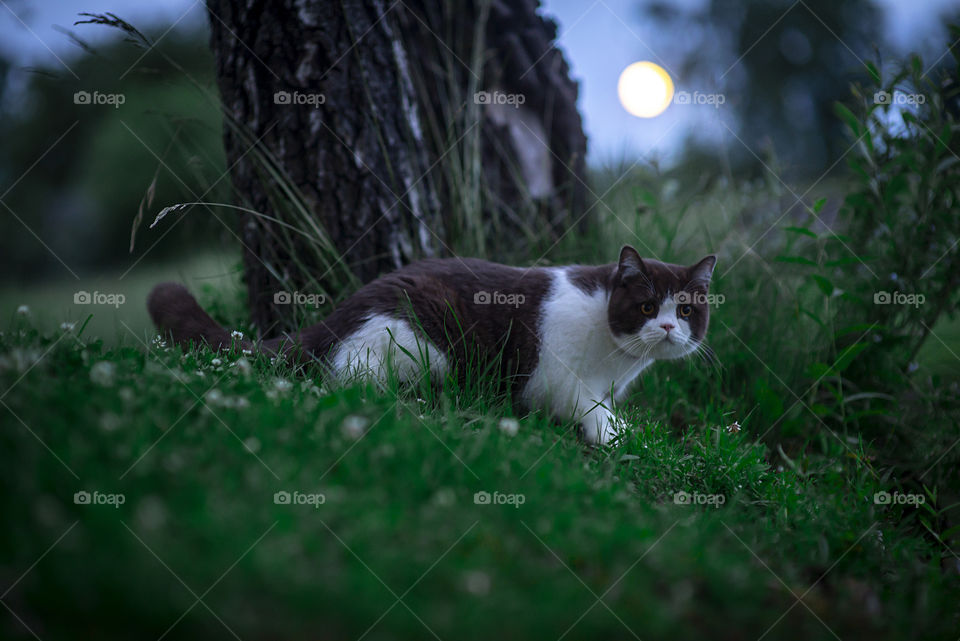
581, 408, 620, 446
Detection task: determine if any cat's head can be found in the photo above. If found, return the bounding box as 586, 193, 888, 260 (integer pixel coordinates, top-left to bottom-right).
607, 246, 717, 361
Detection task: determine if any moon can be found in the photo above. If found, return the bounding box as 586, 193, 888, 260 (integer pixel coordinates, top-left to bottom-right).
618, 61, 674, 118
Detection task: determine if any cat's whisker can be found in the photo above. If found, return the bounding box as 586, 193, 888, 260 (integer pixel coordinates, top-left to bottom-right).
691, 341, 722, 373
601, 345, 630, 363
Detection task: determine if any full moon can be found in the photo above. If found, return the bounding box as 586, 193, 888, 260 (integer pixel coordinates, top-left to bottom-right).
618, 61, 674, 118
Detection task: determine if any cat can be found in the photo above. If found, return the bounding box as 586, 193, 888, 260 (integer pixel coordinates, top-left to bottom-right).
148, 245, 717, 445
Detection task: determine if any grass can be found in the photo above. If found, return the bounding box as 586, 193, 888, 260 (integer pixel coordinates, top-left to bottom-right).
1, 297, 958, 640
3, 13, 959, 638
3, 97, 960, 636
4, 155, 960, 638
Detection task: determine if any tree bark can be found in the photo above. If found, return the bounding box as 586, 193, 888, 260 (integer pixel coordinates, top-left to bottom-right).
206, 0, 587, 333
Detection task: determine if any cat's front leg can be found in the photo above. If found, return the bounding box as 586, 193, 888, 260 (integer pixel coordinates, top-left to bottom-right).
580, 402, 619, 446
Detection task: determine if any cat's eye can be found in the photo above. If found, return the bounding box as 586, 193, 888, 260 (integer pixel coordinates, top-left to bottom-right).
678, 304, 693, 318
640, 302, 655, 315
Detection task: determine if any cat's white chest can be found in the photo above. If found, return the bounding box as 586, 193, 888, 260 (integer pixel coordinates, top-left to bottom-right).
521, 269, 651, 422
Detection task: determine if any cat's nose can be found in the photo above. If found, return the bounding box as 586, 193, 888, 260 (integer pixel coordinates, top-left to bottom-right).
660, 323, 675, 333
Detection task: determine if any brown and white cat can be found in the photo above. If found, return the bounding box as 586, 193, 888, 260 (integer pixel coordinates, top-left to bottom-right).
148, 246, 717, 445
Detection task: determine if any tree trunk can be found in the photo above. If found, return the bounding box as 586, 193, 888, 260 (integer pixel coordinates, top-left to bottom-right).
206, 0, 588, 334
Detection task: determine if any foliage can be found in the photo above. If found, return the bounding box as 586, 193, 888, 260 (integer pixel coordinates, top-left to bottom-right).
835, 37, 960, 371
642, 0, 881, 174
1, 317, 958, 640
575, 38, 960, 574
0, 27, 227, 280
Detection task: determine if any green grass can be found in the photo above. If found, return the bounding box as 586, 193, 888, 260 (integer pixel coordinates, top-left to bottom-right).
3, 148, 959, 638
1, 309, 957, 640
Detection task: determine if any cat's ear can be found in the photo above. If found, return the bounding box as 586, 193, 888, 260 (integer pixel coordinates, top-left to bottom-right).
688, 255, 717, 288
617, 245, 646, 282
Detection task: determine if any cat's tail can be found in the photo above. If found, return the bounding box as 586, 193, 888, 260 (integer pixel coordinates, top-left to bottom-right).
147, 283, 238, 351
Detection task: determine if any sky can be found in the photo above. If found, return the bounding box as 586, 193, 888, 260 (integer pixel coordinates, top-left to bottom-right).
541, 0, 959, 164
0, 0, 957, 164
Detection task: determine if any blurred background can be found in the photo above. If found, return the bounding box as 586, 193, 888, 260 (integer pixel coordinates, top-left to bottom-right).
0, 0, 958, 338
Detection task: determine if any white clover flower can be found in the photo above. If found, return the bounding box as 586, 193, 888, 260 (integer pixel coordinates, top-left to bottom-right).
341, 415, 370, 440
0, 348, 41, 373
16, 305, 29, 315
89, 361, 116, 387
99, 412, 121, 432
232, 357, 253, 376
267, 379, 292, 400
433, 487, 456, 507
463, 570, 491, 596
230, 330, 244, 340
211, 358, 222, 367
498, 417, 520, 437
